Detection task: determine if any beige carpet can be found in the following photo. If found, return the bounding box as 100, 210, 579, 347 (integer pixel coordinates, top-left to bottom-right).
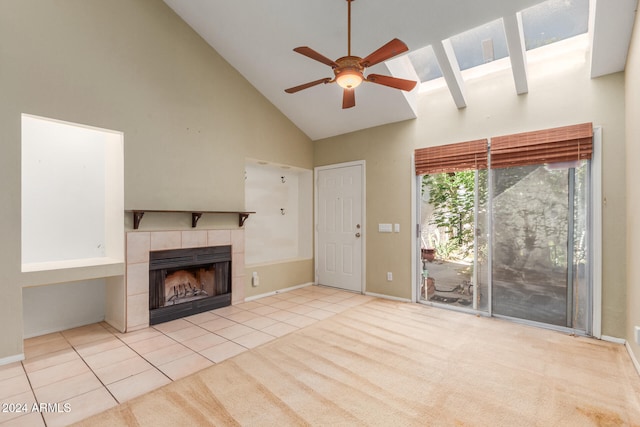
75, 299, 640, 426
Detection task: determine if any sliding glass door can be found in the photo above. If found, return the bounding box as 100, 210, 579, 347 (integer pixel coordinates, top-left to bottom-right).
415, 123, 593, 333
419, 170, 489, 312
418, 161, 590, 332
491, 161, 589, 329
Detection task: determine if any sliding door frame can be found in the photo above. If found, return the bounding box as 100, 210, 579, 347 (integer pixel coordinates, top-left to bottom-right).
413, 126, 602, 336
411, 154, 419, 303
591, 127, 602, 338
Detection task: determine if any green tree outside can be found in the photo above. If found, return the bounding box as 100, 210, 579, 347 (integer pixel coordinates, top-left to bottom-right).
422, 170, 487, 260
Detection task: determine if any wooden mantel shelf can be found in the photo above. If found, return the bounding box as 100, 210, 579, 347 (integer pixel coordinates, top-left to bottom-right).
127, 210, 255, 230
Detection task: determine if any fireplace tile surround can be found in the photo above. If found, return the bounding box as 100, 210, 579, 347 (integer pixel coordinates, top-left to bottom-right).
125, 229, 245, 332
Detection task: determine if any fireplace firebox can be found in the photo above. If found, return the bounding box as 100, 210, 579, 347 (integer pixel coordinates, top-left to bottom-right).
149, 245, 231, 325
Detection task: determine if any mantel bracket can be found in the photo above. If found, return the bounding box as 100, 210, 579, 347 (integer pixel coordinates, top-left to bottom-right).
192, 213, 203, 228
239, 213, 250, 227
133, 211, 145, 230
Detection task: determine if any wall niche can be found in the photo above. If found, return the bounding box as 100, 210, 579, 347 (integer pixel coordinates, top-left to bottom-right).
20, 114, 125, 336
21, 114, 124, 273
244, 159, 312, 266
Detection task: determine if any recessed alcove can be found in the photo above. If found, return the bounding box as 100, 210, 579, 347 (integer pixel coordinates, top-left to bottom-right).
22, 279, 107, 338
20, 114, 125, 336
21, 114, 124, 272
244, 159, 312, 266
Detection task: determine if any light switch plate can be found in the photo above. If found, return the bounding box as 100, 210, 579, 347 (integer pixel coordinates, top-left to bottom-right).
394, 224, 400, 232
378, 223, 392, 233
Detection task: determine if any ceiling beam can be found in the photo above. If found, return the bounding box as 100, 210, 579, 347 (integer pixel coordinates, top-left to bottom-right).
432, 39, 467, 109
590, 0, 638, 78
384, 56, 420, 117
503, 13, 528, 95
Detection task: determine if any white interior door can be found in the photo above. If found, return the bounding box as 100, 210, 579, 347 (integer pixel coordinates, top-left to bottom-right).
316, 162, 364, 293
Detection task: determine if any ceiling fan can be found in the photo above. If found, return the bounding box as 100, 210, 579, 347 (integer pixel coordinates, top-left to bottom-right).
284, 0, 417, 109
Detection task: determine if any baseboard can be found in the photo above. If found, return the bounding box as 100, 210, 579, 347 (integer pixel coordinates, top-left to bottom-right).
0, 353, 25, 367
601, 335, 626, 345
625, 341, 640, 378
244, 282, 313, 302
364, 292, 411, 303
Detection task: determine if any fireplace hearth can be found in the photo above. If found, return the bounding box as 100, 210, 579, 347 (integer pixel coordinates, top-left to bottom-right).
149, 245, 231, 325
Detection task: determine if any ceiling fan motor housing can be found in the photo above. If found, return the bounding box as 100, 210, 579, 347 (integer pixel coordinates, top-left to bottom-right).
334, 56, 365, 89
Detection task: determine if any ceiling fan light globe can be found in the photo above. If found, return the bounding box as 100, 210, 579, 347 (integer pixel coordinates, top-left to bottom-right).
336, 70, 363, 89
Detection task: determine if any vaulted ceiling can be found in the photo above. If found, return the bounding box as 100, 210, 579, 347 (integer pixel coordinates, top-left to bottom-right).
164, 0, 638, 141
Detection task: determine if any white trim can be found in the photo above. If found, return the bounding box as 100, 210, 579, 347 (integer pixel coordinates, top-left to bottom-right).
411, 154, 418, 303
592, 126, 603, 338
314, 160, 366, 294
601, 335, 626, 345
0, 353, 25, 367
625, 341, 640, 377
244, 282, 313, 302
364, 292, 412, 303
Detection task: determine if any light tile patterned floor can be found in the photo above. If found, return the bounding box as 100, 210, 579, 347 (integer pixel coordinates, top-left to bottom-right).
0, 285, 372, 427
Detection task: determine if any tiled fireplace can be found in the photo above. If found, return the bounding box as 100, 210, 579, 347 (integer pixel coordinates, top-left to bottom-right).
125, 229, 245, 332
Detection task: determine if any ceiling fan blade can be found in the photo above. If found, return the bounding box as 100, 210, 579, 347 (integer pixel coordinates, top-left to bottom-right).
359, 38, 409, 68
285, 77, 332, 94
342, 88, 355, 109
293, 47, 339, 68
366, 74, 417, 91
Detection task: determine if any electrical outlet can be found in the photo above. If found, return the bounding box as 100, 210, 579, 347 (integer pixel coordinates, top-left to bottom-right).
252, 272, 259, 287
635, 326, 640, 344
387, 272, 393, 281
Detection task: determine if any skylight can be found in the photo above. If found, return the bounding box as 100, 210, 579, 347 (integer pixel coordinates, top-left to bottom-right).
408, 0, 590, 85
408, 45, 442, 83
449, 19, 509, 71
521, 0, 589, 50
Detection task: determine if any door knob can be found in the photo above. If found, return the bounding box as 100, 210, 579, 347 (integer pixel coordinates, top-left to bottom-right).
355, 232, 361, 238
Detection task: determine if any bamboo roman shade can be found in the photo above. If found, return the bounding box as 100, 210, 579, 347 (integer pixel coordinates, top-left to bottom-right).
490, 122, 593, 169
415, 139, 488, 175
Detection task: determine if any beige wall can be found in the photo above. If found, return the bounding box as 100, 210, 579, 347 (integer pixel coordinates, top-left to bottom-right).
315, 44, 628, 337
1, 0, 635, 362
314, 121, 416, 299
0, 0, 313, 359
626, 12, 640, 363
244, 259, 314, 298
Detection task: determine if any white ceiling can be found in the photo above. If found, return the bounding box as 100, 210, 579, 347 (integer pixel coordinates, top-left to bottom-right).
164, 0, 637, 141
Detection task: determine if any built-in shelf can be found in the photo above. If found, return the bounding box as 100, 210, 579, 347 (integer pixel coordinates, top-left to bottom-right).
21, 257, 125, 288
126, 210, 255, 229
